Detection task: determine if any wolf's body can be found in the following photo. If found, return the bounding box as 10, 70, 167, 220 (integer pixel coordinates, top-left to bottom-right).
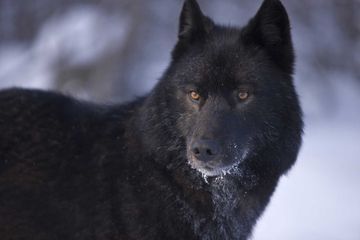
0, 0, 302, 239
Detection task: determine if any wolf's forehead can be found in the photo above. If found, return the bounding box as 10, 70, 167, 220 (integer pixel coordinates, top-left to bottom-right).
193, 50, 258, 83
181, 62, 256, 89
178, 36, 264, 86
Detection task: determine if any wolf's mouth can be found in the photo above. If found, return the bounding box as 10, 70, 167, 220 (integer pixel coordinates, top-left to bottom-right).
187, 155, 241, 177
197, 163, 241, 177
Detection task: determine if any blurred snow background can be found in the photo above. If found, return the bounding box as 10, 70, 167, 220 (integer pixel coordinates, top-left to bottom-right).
0, 0, 359, 239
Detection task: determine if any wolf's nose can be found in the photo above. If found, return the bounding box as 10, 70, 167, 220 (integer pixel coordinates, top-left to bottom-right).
191, 139, 221, 162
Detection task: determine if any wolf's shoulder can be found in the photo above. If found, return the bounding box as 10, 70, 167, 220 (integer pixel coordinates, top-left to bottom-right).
0, 87, 77, 116
0, 87, 111, 146
0, 88, 129, 172
0, 87, 109, 121
0, 87, 141, 141
0, 87, 69, 102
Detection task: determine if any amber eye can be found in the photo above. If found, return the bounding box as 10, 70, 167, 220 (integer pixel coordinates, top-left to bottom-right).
238, 90, 249, 100
189, 91, 201, 102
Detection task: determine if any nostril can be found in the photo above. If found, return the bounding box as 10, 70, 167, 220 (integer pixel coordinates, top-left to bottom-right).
191, 140, 221, 162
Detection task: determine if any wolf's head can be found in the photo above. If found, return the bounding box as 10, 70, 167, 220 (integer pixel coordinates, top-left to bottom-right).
143, 0, 302, 179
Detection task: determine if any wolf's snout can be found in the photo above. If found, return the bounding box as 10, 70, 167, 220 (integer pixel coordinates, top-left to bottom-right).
191, 139, 221, 162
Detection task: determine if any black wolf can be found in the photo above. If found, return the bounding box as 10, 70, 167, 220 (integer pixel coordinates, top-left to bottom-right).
0, 0, 303, 239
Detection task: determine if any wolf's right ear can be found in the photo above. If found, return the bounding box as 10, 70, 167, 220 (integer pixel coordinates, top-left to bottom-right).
178, 0, 214, 41
179, 0, 205, 39
173, 0, 214, 59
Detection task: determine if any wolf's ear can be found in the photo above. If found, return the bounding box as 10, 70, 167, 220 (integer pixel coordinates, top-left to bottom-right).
177, 0, 214, 41
173, 0, 214, 59
242, 0, 294, 73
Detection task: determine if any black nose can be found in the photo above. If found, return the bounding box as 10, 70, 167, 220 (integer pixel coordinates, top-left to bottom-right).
191, 139, 221, 162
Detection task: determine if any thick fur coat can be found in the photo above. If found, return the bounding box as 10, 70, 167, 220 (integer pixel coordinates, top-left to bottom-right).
0, 0, 303, 239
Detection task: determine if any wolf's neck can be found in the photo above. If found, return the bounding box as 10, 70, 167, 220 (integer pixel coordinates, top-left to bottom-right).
187, 177, 256, 240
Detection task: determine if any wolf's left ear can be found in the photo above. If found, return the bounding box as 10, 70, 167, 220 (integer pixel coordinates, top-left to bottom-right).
242, 0, 294, 74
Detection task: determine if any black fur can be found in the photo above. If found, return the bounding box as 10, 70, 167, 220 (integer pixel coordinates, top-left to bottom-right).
0, 0, 303, 239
